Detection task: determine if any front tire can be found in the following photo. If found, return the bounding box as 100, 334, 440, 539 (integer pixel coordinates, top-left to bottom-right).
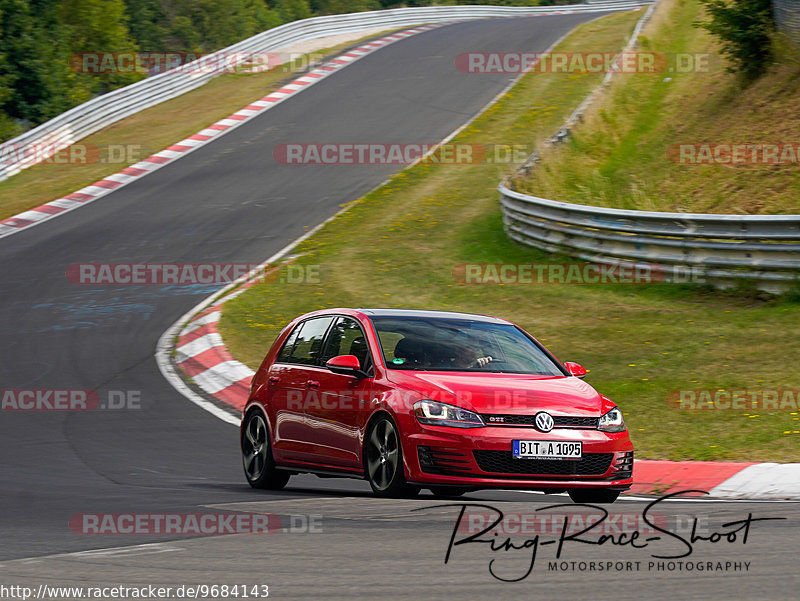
242, 411, 290, 490
568, 488, 620, 504
364, 416, 419, 498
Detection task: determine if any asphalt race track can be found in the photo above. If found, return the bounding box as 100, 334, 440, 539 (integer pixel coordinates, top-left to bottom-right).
1, 12, 797, 600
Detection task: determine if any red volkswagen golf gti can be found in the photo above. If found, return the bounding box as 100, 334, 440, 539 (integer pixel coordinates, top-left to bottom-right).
241, 308, 633, 503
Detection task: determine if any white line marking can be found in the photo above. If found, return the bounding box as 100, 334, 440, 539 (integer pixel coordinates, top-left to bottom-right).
70, 543, 182, 558
0, 543, 184, 566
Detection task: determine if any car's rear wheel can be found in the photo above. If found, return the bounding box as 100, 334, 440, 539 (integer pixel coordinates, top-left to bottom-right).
568, 488, 620, 504
365, 416, 419, 498
242, 411, 290, 490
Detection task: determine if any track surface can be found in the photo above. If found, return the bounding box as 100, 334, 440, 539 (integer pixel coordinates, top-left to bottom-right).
0, 12, 797, 600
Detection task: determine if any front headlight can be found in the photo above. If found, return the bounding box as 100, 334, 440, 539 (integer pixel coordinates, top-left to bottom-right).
598, 407, 626, 432
413, 400, 484, 428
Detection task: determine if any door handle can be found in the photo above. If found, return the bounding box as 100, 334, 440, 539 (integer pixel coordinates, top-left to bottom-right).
306, 380, 320, 389
268, 376, 280, 385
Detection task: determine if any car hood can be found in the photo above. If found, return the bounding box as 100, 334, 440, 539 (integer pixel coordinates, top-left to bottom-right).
385, 370, 614, 416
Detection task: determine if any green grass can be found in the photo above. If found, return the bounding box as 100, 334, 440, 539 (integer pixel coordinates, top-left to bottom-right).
218, 7, 800, 462
515, 0, 800, 215
0, 31, 402, 221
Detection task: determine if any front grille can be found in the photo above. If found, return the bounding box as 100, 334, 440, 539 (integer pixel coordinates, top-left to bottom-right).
481, 414, 598, 429
473, 450, 613, 476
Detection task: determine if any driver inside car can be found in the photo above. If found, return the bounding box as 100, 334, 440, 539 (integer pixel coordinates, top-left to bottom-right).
447, 342, 493, 369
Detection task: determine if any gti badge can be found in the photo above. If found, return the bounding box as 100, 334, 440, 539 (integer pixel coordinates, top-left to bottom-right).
534, 411, 554, 432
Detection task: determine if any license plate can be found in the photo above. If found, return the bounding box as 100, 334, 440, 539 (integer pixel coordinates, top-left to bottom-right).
513, 440, 582, 460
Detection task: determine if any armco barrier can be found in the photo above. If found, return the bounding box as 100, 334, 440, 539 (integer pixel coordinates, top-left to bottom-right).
500, 0, 800, 293
0, 1, 649, 182
499, 184, 800, 291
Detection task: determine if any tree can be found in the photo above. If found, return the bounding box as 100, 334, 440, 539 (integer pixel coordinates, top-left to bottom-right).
60, 0, 143, 93
121, 0, 167, 50
274, 0, 311, 23
0, 0, 85, 125
697, 0, 775, 80
165, 0, 281, 52
314, 0, 379, 15
0, 4, 22, 141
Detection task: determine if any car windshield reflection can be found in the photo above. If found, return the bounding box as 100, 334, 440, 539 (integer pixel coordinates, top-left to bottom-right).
369, 316, 564, 376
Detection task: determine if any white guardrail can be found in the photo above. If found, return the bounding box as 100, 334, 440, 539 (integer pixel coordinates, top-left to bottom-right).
0, 1, 649, 182
500, 185, 800, 291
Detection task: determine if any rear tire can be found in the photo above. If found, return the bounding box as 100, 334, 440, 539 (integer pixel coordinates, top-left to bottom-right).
242, 411, 290, 490
364, 415, 419, 498
568, 488, 620, 504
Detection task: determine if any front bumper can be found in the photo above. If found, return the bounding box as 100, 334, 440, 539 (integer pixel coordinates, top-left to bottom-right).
401, 421, 634, 491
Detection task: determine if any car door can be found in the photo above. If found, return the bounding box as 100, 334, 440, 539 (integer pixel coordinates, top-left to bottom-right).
266, 315, 334, 462
303, 316, 375, 469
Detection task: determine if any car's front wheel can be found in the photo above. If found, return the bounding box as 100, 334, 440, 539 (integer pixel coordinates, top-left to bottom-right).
568, 488, 620, 504
364, 416, 419, 498
242, 410, 290, 490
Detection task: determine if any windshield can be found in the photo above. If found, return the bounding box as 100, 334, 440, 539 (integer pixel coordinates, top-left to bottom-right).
369, 316, 565, 375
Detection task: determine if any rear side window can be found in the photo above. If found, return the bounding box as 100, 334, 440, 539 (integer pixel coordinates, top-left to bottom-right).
276, 325, 302, 363
277, 316, 334, 365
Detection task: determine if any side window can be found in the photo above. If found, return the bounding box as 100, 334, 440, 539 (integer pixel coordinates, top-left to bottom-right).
281, 316, 334, 365
277, 323, 303, 363
322, 317, 373, 373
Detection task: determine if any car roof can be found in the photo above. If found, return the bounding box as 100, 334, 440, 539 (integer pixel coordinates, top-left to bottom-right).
356, 308, 511, 324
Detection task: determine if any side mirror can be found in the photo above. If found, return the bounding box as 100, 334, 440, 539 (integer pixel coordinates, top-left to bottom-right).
325, 355, 368, 378
564, 362, 587, 378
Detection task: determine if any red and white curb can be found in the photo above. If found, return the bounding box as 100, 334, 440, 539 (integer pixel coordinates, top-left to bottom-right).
632, 460, 800, 500
0, 24, 444, 241
174, 288, 257, 412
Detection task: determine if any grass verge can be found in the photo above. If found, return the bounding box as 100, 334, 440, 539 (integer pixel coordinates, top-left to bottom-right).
515, 0, 800, 215
219, 7, 800, 462
0, 31, 402, 221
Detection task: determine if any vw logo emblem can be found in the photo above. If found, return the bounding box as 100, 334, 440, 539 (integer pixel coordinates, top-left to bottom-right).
534, 411, 554, 432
